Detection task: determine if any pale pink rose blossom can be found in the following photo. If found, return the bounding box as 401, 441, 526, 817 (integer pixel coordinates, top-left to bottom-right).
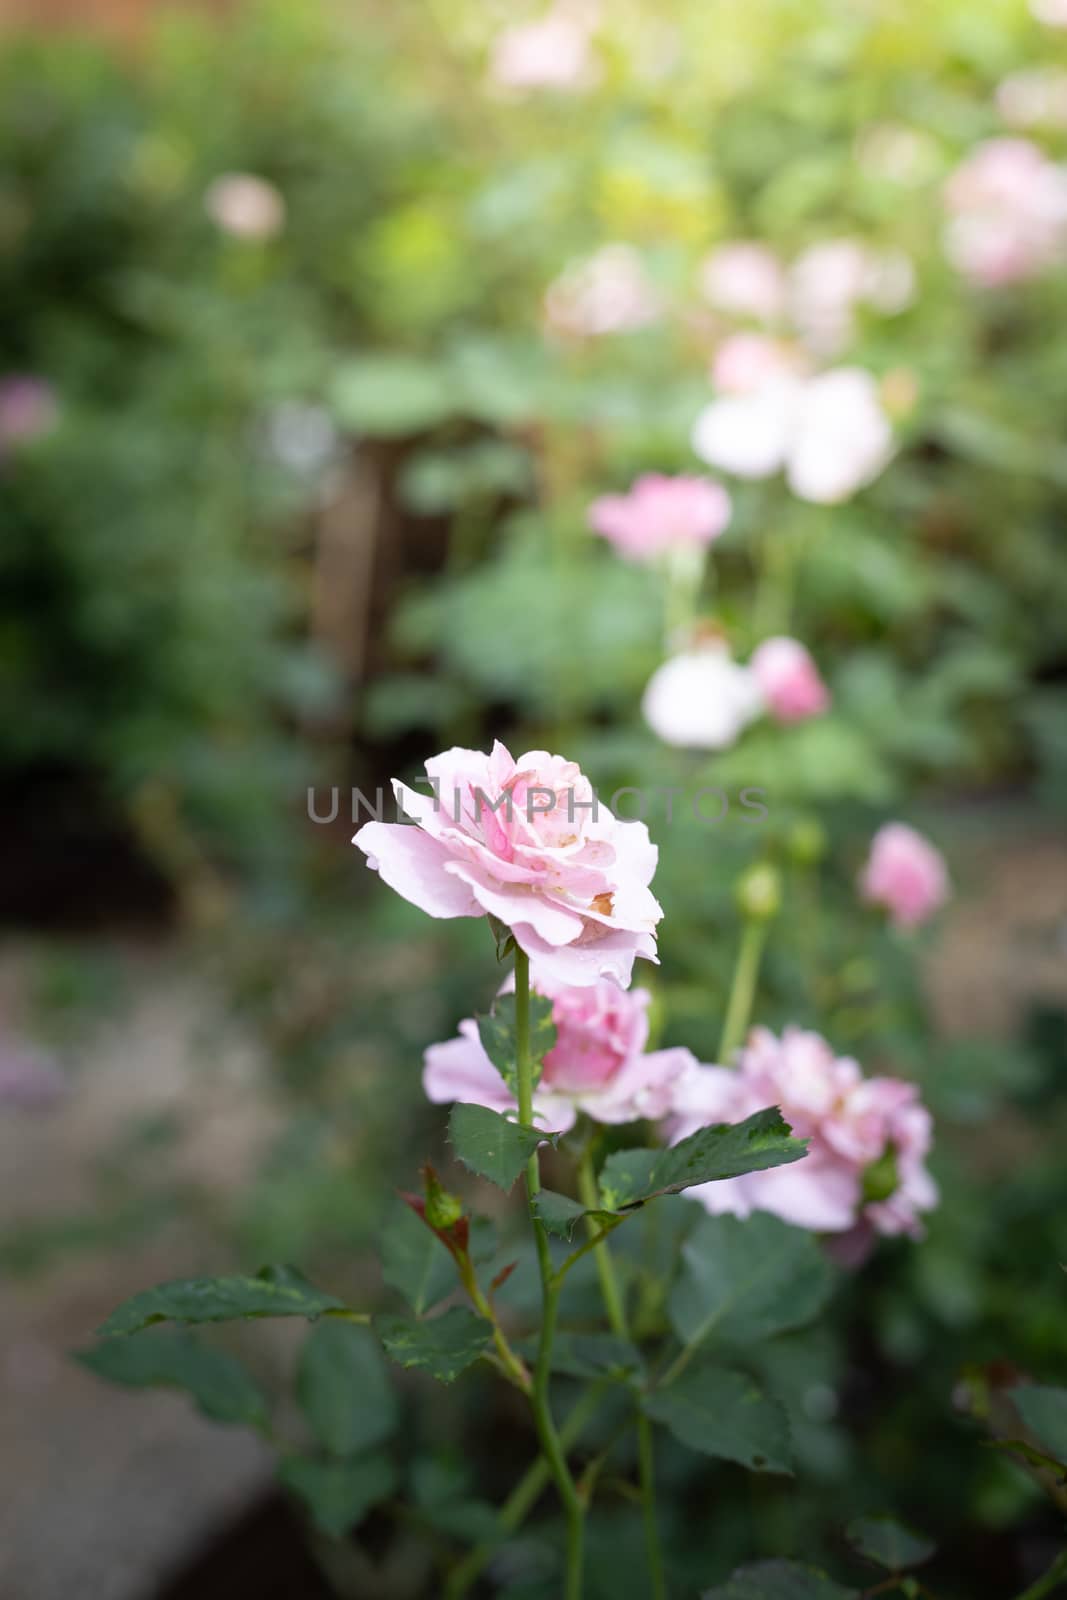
488, 4, 597, 93
710, 334, 806, 396
642, 644, 764, 750
204, 174, 286, 240
0, 377, 57, 453
997, 68, 1067, 130
699, 242, 787, 322
354, 741, 662, 987
587, 473, 731, 563
668, 1026, 937, 1241
750, 637, 829, 723
860, 823, 949, 929
692, 366, 893, 504
424, 976, 694, 1132
789, 240, 916, 355
943, 139, 1067, 285
543, 244, 661, 338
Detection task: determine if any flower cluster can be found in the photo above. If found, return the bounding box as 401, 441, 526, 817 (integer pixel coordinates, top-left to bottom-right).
641, 636, 829, 750
669, 1026, 938, 1244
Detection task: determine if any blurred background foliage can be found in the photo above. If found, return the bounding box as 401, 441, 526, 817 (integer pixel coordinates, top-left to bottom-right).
1, 1, 1066, 1596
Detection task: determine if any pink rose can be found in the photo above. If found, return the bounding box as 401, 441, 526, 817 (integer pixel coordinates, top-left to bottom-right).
860, 823, 949, 930
710, 334, 806, 396
943, 139, 1067, 286
425, 976, 694, 1132
587, 473, 731, 563
667, 1026, 937, 1240
354, 741, 662, 987
750, 637, 829, 723
544, 244, 661, 338
488, 4, 597, 93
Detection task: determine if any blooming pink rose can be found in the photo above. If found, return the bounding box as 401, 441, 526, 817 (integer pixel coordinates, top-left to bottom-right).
699, 242, 787, 322
354, 741, 662, 987
750, 637, 829, 723
943, 139, 1067, 285
667, 1026, 937, 1240
588, 473, 731, 563
860, 823, 949, 929
425, 976, 694, 1132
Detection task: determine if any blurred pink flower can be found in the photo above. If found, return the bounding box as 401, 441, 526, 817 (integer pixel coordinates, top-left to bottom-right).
642, 644, 764, 750
943, 139, 1067, 285
997, 68, 1067, 129
699, 242, 787, 322
544, 244, 661, 337
1032, 0, 1067, 24
204, 174, 286, 241
0, 377, 57, 453
0, 1036, 66, 1112
588, 473, 731, 563
692, 365, 893, 503
750, 637, 829, 723
354, 741, 662, 987
860, 822, 949, 929
424, 976, 694, 1132
488, 4, 597, 93
668, 1026, 937, 1240
710, 333, 805, 395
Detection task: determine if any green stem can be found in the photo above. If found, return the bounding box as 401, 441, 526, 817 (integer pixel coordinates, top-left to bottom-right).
1012, 1548, 1067, 1600
444, 1384, 606, 1600
717, 917, 767, 1064
577, 1150, 667, 1600
514, 947, 585, 1600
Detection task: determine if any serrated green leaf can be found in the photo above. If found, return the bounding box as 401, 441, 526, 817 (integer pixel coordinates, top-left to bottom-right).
598, 1108, 807, 1211
669, 1214, 833, 1358
533, 1190, 616, 1240
376, 1307, 490, 1383
96, 1266, 345, 1336
379, 1199, 457, 1315
845, 1516, 935, 1571
76, 1328, 268, 1429
298, 1322, 398, 1457
701, 1559, 858, 1599
279, 1452, 397, 1538
644, 1364, 792, 1475
476, 993, 556, 1094
448, 1103, 556, 1191
1009, 1384, 1067, 1468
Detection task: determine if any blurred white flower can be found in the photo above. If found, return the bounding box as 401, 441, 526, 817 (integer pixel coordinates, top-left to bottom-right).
489, 3, 597, 93
699, 241, 787, 322
943, 138, 1067, 285
692, 365, 894, 504
642, 644, 764, 750
996, 68, 1067, 130
204, 173, 286, 241
544, 244, 661, 337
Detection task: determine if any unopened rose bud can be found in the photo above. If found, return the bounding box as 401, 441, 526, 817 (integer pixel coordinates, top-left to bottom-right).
735, 862, 782, 922
422, 1166, 465, 1231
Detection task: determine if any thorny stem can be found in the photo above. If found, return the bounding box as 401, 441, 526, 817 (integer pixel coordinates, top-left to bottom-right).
514, 946, 586, 1600
577, 1148, 668, 1600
